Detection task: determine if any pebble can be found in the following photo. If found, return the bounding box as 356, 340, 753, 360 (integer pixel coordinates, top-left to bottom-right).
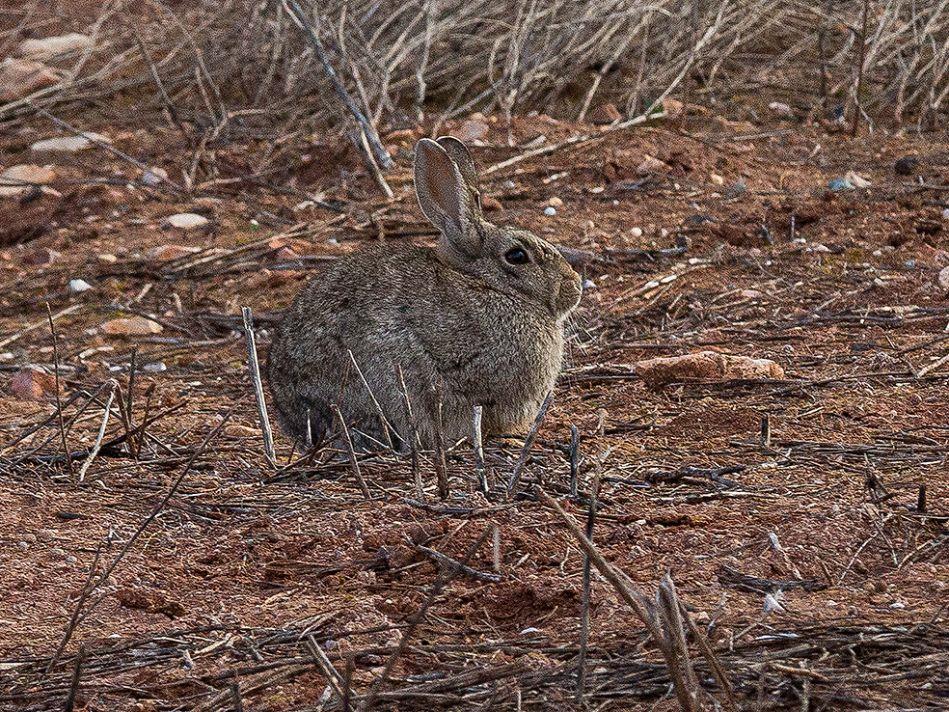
141, 167, 168, 187
148, 244, 199, 261
163, 212, 210, 230
543, 206, 557, 216
710, 173, 725, 186
629, 227, 643, 238
845, 170, 871, 188
68, 278, 92, 293
763, 593, 786, 614
100, 316, 164, 336
10, 366, 57, 401
636, 155, 666, 175
938, 266, 949, 291
0, 58, 61, 101
894, 156, 918, 176
768, 101, 794, 117
502, 180, 516, 190
22, 247, 59, 266
582, 278, 596, 291
547, 196, 563, 208
143, 362, 167, 373
828, 177, 854, 191
31, 132, 111, 153
18, 33, 94, 61
98, 253, 118, 263
942, 208, 949, 221
456, 116, 489, 143
0, 164, 56, 198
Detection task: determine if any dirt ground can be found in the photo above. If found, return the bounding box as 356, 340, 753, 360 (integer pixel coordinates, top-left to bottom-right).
0, 106, 947, 710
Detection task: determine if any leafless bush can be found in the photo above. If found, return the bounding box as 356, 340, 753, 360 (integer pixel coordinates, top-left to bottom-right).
2, 0, 946, 130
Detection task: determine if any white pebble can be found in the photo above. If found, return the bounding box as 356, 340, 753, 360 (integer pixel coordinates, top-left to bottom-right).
582, 279, 596, 291
143, 362, 167, 373
68, 278, 92, 293
630, 227, 643, 238
163, 212, 209, 230
543, 206, 557, 216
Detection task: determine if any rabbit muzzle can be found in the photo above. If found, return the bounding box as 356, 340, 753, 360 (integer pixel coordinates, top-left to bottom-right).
554, 269, 583, 318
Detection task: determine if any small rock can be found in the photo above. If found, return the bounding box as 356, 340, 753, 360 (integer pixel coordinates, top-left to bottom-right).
582, 278, 596, 291
502, 180, 516, 190
636, 351, 785, 388
543, 206, 557, 216
456, 116, 489, 143
590, 102, 621, 125
141, 167, 168, 187
828, 177, 854, 192
142, 362, 167, 373
894, 156, 918, 176
10, 366, 58, 401
710, 173, 725, 186
768, 101, 794, 117
740, 289, 762, 299
763, 593, 786, 614
22, 247, 59, 266
938, 266, 949, 292
943, 208, 949, 221
162, 213, 209, 231
148, 244, 199, 261
100, 316, 164, 336
97, 253, 118, 264
844, 171, 871, 188
630, 227, 644, 238
31, 132, 111, 153
636, 155, 666, 175
68, 278, 92, 293
0, 164, 56, 198
17, 33, 94, 61
0, 58, 61, 101
480, 195, 502, 212
547, 196, 563, 208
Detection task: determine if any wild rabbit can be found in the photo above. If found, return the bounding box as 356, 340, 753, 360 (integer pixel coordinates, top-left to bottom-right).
267, 136, 581, 449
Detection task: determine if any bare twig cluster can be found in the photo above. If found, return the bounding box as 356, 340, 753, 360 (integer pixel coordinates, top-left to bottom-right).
2, 0, 946, 133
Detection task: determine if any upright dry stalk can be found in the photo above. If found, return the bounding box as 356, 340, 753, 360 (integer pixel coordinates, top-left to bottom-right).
472, 405, 488, 494
576, 475, 600, 701
241, 306, 277, 467
852, 0, 870, 136
46, 303, 72, 477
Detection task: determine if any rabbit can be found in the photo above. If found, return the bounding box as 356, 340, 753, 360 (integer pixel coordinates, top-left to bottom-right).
267, 136, 582, 450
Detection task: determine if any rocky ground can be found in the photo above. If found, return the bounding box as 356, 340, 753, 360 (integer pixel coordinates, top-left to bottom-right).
0, 98, 947, 710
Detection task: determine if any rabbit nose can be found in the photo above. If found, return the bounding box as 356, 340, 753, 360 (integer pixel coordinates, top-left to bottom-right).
556, 273, 582, 314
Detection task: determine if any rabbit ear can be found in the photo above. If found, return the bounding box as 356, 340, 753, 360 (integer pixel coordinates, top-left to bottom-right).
436, 136, 482, 211
414, 138, 481, 255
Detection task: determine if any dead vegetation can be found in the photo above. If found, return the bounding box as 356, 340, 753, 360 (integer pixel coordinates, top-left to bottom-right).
0, 1, 948, 711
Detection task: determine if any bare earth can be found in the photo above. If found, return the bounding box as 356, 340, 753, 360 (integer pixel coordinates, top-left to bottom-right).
0, 110, 947, 710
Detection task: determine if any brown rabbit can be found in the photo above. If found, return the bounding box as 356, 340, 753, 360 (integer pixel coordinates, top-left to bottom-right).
267, 136, 581, 449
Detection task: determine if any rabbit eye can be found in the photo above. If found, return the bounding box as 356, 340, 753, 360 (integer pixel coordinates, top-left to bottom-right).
504, 247, 530, 265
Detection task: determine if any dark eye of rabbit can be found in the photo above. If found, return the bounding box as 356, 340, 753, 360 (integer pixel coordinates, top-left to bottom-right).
504, 247, 530, 265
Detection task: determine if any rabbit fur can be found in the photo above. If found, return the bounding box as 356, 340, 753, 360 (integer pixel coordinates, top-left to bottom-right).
267, 136, 582, 449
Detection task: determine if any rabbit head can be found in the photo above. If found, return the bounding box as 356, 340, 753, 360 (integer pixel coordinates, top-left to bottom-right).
414, 137, 582, 321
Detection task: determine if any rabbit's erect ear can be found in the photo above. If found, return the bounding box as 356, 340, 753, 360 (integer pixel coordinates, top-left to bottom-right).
436, 136, 482, 211
414, 138, 481, 255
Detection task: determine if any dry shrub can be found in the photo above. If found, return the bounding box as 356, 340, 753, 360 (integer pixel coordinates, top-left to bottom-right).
0, 0, 946, 129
